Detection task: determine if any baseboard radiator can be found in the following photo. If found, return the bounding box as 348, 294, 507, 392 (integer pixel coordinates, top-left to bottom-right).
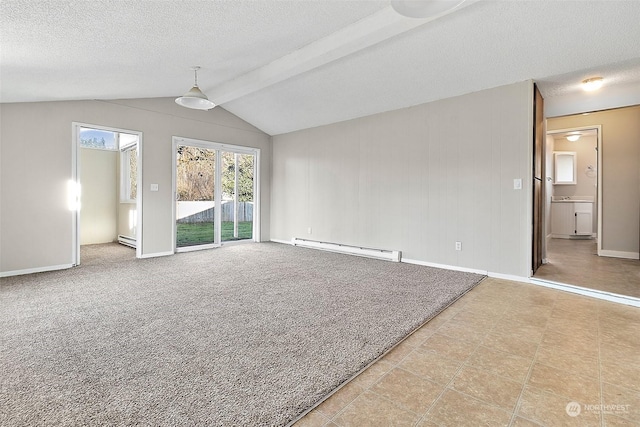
117, 235, 136, 249
291, 238, 401, 262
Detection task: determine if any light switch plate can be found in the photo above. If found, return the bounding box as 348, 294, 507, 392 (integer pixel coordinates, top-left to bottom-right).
513, 179, 522, 190
150, 184, 159, 192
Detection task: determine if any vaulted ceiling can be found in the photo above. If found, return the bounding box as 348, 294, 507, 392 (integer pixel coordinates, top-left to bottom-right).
2, 0, 640, 135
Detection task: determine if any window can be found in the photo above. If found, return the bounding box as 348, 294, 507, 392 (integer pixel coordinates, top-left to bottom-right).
79, 127, 118, 150
120, 134, 138, 202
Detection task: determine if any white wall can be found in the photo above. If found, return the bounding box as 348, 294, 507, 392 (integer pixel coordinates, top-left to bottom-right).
0, 98, 271, 274
80, 147, 117, 244
271, 81, 534, 277
545, 135, 554, 239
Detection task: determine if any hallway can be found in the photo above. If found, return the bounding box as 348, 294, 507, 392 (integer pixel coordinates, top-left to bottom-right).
534, 238, 640, 298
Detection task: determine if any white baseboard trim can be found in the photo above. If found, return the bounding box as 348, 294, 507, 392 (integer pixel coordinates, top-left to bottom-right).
270, 238, 293, 245
530, 278, 640, 307
488, 272, 531, 284
139, 251, 174, 259
291, 238, 401, 262
401, 258, 487, 275
599, 250, 639, 260
0, 263, 74, 278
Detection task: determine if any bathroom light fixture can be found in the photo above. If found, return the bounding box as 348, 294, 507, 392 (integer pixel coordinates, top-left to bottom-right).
566, 134, 581, 142
391, 0, 467, 19
175, 66, 216, 110
581, 77, 603, 92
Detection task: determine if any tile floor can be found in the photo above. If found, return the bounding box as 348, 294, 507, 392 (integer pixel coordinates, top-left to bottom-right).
293, 277, 640, 427
534, 238, 640, 298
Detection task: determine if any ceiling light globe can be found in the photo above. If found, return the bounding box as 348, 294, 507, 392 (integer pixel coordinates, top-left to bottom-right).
582, 77, 603, 92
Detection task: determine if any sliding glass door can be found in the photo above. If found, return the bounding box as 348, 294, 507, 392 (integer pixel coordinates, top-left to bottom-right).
221, 152, 255, 242
173, 138, 258, 252
175, 145, 216, 248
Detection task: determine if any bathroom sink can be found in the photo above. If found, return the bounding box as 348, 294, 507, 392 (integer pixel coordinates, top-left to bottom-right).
551, 196, 593, 203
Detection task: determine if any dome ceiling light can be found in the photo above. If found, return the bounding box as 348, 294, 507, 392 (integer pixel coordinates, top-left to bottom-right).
582, 77, 603, 92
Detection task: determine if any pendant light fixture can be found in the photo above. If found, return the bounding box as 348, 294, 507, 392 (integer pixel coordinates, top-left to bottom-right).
175, 66, 216, 110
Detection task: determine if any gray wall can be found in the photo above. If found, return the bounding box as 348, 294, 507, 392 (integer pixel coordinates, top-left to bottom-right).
548, 105, 640, 257
0, 98, 271, 274
271, 81, 534, 277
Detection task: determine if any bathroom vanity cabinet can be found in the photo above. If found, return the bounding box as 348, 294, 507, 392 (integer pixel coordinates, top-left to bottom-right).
551, 201, 593, 238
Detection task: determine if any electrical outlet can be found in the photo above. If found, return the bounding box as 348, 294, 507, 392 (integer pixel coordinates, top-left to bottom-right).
307, 227, 312, 234
455, 241, 462, 251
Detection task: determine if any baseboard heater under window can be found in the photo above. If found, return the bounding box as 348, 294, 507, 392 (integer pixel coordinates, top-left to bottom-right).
117, 235, 136, 249
291, 238, 401, 262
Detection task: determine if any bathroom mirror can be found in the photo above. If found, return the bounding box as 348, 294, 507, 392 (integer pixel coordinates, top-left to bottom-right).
554, 151, 577, 185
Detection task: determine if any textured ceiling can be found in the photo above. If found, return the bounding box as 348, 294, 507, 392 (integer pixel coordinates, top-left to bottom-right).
2, 1, 640, 135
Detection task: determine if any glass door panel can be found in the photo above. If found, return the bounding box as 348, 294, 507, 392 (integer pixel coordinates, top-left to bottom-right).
176, 145, 216, 248
221, 152, 255, 242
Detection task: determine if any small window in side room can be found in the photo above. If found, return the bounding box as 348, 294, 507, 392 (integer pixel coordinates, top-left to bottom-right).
120, 133, 138, 203
79, 127, 118, 150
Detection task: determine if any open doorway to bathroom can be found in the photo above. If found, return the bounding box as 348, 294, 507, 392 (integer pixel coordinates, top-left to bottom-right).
534, 107, 640, 299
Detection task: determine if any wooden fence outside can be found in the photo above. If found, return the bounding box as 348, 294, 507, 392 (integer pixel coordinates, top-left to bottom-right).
177, 201, 253, 223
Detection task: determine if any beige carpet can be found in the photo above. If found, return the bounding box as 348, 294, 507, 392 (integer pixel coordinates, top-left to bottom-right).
0, 242, 484, 426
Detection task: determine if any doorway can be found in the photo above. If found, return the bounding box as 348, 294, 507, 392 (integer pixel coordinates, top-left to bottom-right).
172, 137, 260, 252
72, 123, 142, 265
533, 126, 638, 295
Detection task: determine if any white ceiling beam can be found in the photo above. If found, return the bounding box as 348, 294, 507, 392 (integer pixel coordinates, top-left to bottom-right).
209, 2, 479, 105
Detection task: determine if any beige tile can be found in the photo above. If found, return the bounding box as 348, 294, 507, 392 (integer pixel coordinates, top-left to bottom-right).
294, 410, 330, 427
380, 342, 413, 365
491, 319, 546, 344
540, 329, 599, 359
502, 310, 550, 328
604, 414, 640, 426
545, 316, 599, 339
417, 332, 478, 362
399, 348, 462, 385
450, 309, 500, 328
401, 324, 438, 348
414, 418, 440, 427
315, 380, 365, 419
527, 363, 601, 404
600, 341, 640, 371
349, 359, 395, 389
601, 359, 640, 393
534, 345, 599, 379
465, 346, 532, 383
333, 390, 419, 427
511, 417, 544, 427
426, 389, 511, 427
437, 318, 490, 343
600, 324, 640, 346
371, 368, 442, 414
449, 365, 523, 411
518, 386, 601, 426
602, 382, 640, 424
481, 330, 539, 359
